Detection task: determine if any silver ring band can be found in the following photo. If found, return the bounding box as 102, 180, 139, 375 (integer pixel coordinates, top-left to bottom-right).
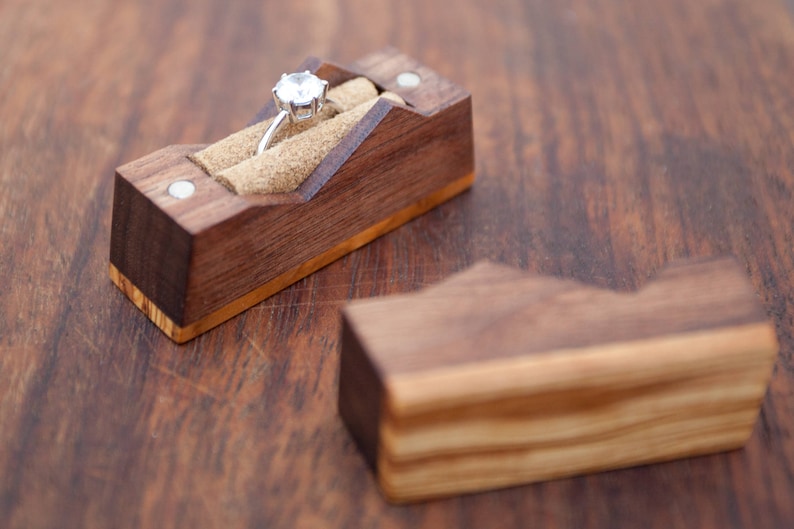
256, 98, 340, 156
256, 110, 289, 155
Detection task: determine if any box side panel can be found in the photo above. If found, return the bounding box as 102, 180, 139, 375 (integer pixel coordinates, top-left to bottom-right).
338, 315, 387, 471
109, 171, 192, 325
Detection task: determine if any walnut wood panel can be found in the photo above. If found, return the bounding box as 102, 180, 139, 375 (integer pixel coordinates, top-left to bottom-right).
2, 0, 794, 527
339, 258, 778, 501
109, 171, 474, 342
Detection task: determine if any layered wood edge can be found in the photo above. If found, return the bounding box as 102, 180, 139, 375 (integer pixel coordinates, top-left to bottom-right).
375, 321, 778, 502
110, 172, 474, 343
338, 257, 780, 502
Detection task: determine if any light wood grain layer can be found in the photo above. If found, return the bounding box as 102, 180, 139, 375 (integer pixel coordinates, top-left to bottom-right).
379, 323, 777, 501
339, 258, 779, 502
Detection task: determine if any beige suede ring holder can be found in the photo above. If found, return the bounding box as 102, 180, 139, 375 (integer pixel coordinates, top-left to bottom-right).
189, 77, 405, 195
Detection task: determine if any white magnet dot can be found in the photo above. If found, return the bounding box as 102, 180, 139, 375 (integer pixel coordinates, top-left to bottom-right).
168, 180, 195, 199
396, 71, 421, 88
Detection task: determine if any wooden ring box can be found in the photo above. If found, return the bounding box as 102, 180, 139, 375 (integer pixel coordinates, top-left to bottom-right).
338, 257, 779, 502
108, 49, 474, 343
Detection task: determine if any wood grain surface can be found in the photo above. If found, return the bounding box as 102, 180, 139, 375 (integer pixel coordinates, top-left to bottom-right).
339, 258, 779, 501
1, 0, 793, 528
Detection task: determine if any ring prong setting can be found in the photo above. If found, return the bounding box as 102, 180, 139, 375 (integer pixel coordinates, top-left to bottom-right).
256, 71, 332, 155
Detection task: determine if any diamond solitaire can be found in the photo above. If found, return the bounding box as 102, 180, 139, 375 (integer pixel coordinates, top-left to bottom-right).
274, 72, 328, 120
256, 71, 331, 155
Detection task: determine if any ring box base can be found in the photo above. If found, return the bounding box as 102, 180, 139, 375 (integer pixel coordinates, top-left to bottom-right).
108, 48, 475, 343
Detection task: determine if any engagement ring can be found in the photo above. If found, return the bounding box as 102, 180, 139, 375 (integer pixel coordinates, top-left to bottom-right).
256, 71, 336, 155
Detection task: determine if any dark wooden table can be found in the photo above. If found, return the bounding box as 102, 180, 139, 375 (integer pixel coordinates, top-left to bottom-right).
2, 0, 793, 527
